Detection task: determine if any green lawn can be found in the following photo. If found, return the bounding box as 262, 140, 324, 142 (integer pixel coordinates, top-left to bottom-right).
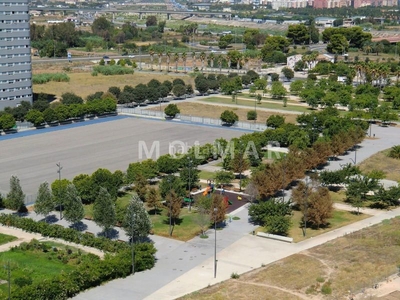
0, 233, 17, 246
149, 207, 203, 241
199, 170, 216, 180
0, 242, 78, 297
84, 192, 134, 220
201, 97, 310, 113
288, 209, 370, 242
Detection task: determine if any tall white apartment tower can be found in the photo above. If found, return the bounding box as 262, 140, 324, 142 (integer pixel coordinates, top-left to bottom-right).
0, 0, 32, 110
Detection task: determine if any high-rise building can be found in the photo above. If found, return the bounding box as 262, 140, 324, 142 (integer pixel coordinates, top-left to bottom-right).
0, 0, 32, 110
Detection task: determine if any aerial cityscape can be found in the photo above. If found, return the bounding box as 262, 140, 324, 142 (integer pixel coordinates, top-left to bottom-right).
1, 0, 400, 299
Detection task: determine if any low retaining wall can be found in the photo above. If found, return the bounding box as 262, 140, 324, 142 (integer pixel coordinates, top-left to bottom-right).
256, 232, 293, 243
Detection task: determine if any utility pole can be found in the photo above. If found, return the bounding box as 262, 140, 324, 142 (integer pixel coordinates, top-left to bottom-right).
168, 177, 173, 236
131, 213, 135, 274
56, 162, 63, 220
139, 47, 142, 70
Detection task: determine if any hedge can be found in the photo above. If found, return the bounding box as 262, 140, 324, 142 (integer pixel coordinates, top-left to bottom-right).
0, 214, 157, 299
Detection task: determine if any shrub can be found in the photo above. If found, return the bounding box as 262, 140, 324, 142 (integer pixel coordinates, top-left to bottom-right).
164, 104, 180, 118
92, 65, 134, 76
220, 110, 238, 125
247, 110, 257, 121
32, 73, 70, 85
231, 272, 240, 279
321, 282, 332, 295
388, 145, 400, 159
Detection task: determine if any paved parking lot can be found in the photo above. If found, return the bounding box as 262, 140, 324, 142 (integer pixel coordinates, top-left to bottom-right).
0, 116, 244, 196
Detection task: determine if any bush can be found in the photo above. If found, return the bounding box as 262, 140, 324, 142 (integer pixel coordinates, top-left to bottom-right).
247, 110, 257, 120
92, 65, 134, 76
321, 282, 332, 295
231, 272, 240, 279
32, 73, 70, 85
220, 110, 238, 125
164, 104, 180, 118
388, 145, 400, 159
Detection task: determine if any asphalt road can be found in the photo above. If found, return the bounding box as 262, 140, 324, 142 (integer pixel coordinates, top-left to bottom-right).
0, 116, 244, 196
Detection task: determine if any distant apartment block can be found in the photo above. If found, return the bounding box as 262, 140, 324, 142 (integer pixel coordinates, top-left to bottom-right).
0, 0, 32, 110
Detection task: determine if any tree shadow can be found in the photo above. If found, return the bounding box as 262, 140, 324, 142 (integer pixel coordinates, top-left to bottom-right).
97, 228, 119, 239
44, 214, 59, 224
148, 208, 162, 215
162, 217, 183, 226
70, 221, 88, 232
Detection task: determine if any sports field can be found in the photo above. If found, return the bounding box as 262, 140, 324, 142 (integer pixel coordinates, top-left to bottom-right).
0, 117, 243, 196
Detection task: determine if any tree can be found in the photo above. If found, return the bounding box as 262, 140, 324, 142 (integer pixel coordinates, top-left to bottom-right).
306, 187, 333, 228
123, 195, 152, 243
61, 92, 83, 105
146, 16, 157, 27
248, 198, 292, 236
166, 190, 182, 229
63, 184, 84, 226
43, 108, 58, 124
134, 174, 148, 202
157, 155, 180, 175
215, 170, 235, 186
270, 82, 287, 99
93, 187, 116, 236
34, 182, 54, 219
220, 110, 238, 125
146, 187, 162, 214
194, 196, 212, 236
281, 67, 294, 81
51, 178, 71, 215
159, 175, 185, 198
388, 145, 400, 159
179, 166, 200, 191
210, 194, 227, 224
164, 103, 180, 118
172, 84, 186, 98
346, 175, 379, 214
326, 34, 349, 54
286, 24, 310, 45
0, 113, 16, 131
195, 78, 209, 95
73, 174, 94, 204
6, 176, 25, 212
266, 115, 285, 128
25, 109, 45, 127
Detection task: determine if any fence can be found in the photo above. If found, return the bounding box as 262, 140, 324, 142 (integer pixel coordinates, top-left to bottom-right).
16, 121, 34, 130
1, 191, 37, 206
117, 107, 268, 131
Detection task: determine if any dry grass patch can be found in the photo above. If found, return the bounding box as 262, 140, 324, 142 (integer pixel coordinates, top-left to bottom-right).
182, 217, 400, 300
151, 102, 298, 124
181, 280, 304, 300
329, 190, 347, 204
358, 149, 400, 182
244, 254, 326, 291
32, 71, 194, 99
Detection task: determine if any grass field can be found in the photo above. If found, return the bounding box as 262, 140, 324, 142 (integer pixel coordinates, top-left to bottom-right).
201, 96, 309, 113
154, 102, 300, 124
358, 148, 400, 182
256, 209, 369, 243
182, 217, 400, 300
199, 170, 216, 180
32, 71, 194, 100
0, 241, 80, 297
149, 207, 202, 241
0, 233, 17, 246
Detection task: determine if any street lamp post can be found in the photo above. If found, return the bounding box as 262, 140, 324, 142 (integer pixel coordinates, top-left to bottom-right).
254, 97, 257, 124
56, 162, 63, 220
188, 158, 192, 212
214, 207, 218, 278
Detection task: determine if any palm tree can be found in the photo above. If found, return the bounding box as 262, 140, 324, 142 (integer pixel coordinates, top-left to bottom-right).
217, 54, 223, 73
149, 48, 155, 71
226, 52, 232, 71
244, 54, 250, 72
236, 53, 242, 70
363, 43, 372, 56
192, 51, 197, 69
166, 51, 171, 72
174, 52, 179, 73
200, 51, 206, 71
182, 52, 187, 73
208, 52, 215, 70
157, 51, 163, 72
